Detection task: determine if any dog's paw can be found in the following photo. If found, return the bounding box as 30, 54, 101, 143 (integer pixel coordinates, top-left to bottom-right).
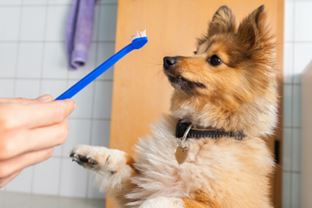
70, 145, 127, 174
70, 145, 100, 169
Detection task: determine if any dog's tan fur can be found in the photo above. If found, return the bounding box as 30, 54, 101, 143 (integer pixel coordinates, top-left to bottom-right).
71, 5, 277, 208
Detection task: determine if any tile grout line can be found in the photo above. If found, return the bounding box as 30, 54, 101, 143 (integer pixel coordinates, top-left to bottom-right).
30, 0, 50, 195
285, 1, 296, 205
0, 40, 115, 43
289, 2, 296, 189
86, 4, 103, 199
283, 125, 302, 129
9, 0, 26, 194
0, 1, 24, 193
283, 170, 301, 174
283, 126, 302, 129
0, 2, 117, 8
56, 0, 72, 197
0, 77, 114, 82
285, 40, 312, 43
56, 15, 70, 199
12, 2, 23, 98
282, 1, 296, 205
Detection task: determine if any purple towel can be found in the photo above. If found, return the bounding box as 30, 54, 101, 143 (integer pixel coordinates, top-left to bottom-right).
66, 0, 96, 69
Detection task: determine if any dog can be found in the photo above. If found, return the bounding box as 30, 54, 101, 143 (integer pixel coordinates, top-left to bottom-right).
70, 5, 277, 208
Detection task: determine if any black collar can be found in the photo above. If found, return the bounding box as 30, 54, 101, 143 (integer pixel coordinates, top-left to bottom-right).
175, 119, 245, 140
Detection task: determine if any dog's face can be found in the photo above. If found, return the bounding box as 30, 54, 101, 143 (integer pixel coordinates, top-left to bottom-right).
164, 5, 275, 113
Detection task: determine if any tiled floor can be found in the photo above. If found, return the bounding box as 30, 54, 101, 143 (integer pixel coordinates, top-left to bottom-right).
0, 191, 104, 208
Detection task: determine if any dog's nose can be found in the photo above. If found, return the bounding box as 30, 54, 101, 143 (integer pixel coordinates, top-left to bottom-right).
163, 56, 177, 70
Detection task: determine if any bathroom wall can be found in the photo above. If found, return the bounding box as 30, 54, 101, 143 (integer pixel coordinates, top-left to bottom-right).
0, 0, 116, 199
283, 0, 311, 207
0, 0, 308, 204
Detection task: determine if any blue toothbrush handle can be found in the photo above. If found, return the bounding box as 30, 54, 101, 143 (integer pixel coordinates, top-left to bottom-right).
56, 44, 134, 100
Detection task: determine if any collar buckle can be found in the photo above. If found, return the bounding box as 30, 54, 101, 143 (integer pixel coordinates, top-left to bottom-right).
176, 120, 192, 148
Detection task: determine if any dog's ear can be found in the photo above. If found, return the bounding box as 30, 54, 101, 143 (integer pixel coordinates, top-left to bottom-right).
237, 5, 267, 49
208, 5, 236, 37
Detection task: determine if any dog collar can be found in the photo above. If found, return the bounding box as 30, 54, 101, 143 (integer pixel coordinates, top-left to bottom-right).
175, 119, 245, 140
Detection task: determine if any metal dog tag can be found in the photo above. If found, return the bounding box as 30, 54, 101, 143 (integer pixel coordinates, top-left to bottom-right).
175, 146, 189, 164
175, 123, 192, 164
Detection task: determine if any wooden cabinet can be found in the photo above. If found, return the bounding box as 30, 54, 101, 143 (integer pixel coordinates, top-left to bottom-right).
109, 0, 284, 207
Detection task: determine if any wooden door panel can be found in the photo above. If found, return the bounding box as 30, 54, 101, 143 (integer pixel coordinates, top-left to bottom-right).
109, 1, 283, 207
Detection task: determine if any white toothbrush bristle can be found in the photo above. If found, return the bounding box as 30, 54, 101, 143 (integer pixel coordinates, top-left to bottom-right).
131, 30, 147, 40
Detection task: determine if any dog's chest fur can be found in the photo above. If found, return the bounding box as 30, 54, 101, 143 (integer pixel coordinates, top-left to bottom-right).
127, 117, 274, 207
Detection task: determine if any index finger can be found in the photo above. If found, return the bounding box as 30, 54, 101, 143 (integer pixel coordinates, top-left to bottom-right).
2, 99, 75, 128
0, 95, 52, 105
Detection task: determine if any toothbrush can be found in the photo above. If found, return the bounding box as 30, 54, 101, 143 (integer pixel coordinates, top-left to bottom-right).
56, 31, 148, 100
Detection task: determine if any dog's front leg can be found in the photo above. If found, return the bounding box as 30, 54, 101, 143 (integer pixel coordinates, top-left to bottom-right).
70, 145, 135, 196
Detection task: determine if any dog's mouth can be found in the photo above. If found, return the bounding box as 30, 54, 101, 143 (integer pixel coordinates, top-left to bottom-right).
165, 73, 206, 92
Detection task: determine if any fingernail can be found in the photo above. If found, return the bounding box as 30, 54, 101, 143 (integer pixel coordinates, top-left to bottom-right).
37, 95, 53, 102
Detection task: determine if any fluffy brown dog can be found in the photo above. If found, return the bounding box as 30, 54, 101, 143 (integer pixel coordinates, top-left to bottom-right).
70, 5, 277, 208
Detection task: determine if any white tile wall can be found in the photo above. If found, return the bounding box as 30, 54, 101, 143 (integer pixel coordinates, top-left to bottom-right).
69, 80, 94, 118
63, 119, 92, 157
0, 7, 21, 40
42, 42, 68, 79
284, 0, 294, 42
283, 0, 307, 207
20, 6, 47, 41
87, 172, 105, 199
16, 43, 44, 78
59, 158, 88, 198
32, 158, 61, 195
291, 173, 301, 208
294, 1, 312, 42
284, 42, 294, 84
96, 42, 115, 80
0, 43, 19, 77
283, 84, 293, 127
6, 167, 33, 193
45, 5, 70, 41
283, 172, 292, 208
0, 0, 21, 5
283, 128, 292, 171
93, 81, 113, 119
15, 79, 40, 98
294, 43, 312, 83
47, 0, 71, 5
0, 79, 14, 97
40, 79, 67, 98
91, 120, 110, 147
291, 128, 301, 172
0, 0, 116, 199
23, 0, 47, 5
97, 4, 117, 42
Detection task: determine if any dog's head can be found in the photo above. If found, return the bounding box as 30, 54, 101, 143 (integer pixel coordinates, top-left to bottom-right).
164, 5, 277, 136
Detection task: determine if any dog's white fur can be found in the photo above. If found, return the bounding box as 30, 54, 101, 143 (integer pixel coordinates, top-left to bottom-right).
72, 145, 133, 192
139, 197, 184, 208
71, 5, 277, 208
73, 114, 274, 208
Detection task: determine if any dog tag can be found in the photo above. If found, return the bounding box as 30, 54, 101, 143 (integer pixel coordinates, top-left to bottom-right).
175, 146, 188, 164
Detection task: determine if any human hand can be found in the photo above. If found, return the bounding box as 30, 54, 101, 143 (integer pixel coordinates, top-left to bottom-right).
0, 95, 75, 187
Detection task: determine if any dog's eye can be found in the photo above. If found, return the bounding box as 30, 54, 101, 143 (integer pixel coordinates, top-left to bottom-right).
208, 55, 222, 66
193, 50, 198, 55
